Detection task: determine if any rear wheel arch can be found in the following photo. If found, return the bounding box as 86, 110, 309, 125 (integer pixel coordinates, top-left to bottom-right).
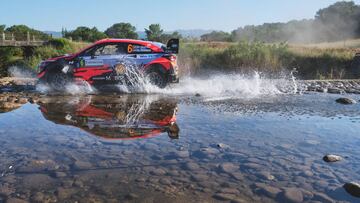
145, 63, 168, 75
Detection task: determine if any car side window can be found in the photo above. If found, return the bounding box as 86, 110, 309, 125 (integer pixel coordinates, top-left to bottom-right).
80, 46, 98, 57
94, 44, 119, 56
80, 43, 127, 57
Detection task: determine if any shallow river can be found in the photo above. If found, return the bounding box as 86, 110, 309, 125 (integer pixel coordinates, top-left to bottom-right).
0, 92, 360, 202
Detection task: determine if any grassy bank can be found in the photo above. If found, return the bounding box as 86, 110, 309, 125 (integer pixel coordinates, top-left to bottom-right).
0, 38, 88, 76
179, 41, 359, 79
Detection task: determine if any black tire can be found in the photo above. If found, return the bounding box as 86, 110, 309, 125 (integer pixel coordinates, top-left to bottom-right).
146, 70, 167, 88
47, 72, 71, 91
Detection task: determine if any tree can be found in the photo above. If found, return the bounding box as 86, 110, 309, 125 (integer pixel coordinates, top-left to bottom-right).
0, 25, 5, 33
64, 26, 107, 42
61, 27, 67, 38
5, 25, 50, 40
159, 31, 182, 43
145, 24, 163, 41
315, 1, 360, 40
105, 23, 138, 39
201, 31, 232, 42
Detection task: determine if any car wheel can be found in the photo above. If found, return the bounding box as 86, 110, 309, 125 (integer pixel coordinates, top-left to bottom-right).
47, 72, 71, 91
146, 70, 167, 88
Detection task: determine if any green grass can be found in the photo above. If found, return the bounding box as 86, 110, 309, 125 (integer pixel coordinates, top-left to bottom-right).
0, 38, 89, 76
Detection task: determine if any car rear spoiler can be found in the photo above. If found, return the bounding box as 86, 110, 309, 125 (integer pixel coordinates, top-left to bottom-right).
166, 39, 179, 54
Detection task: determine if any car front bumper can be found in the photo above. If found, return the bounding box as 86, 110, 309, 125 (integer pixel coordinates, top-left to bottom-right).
168, 65, 179, 83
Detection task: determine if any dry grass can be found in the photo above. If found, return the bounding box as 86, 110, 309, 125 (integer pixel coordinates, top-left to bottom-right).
180, 40, 359, 79
290, 38, 360, 49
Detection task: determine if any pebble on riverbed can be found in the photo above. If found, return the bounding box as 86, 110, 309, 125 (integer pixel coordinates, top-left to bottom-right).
323, 154, 342, 162
343, 182, 360, 198
336, 98, 357, 105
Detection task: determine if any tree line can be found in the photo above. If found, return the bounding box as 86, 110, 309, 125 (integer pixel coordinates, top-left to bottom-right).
1, 1, 359, 44
0, 23, 182, 43
0, 24, 51, 40
201, 1, 360, 43
61, 23, 182, 43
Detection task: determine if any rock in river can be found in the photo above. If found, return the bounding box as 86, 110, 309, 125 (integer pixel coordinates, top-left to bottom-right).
220, 162, 239, 173
336, 97, 357, 105
323, 154, 342, 162
343, 182, 360, 198
328, 88, 345, 94
282, 188, 303, 203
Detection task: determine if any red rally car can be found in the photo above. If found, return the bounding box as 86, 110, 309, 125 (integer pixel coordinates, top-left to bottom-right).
37, 38, 179, 90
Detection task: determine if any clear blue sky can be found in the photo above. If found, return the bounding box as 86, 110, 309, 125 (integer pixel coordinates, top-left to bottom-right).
1, 0, 359, 31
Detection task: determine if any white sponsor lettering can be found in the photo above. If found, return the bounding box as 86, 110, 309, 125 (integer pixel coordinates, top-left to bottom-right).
85, 60, 104, 67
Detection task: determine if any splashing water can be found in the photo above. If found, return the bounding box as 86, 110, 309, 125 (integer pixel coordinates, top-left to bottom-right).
290, 69, 298, 94
161, 73, 282, 98
114, 68, 299, 99
29, 60, 298, 99
8, 66, 36, 78
36, 80, 95, 95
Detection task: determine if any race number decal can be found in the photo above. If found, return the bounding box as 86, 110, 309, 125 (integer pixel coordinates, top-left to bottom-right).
127, 44, 133, 53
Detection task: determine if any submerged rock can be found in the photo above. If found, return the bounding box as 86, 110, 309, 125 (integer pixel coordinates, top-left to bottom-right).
213, 193, 243, 202
336, 97, 357, 105
343, 182, 360, 198
124, 193, 139, 200
6, 197, 29, 203
217, 143, 230, 149
254, 183, 281, 198
323, 154, 342, 162
195, 93, 201, 97
282, 188, 303, 203
328, 88, 345, 94
220, 162, 239, 173
73, 160, 92, 170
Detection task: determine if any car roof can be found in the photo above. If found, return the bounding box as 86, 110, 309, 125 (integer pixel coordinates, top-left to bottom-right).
94, 38, 165, 52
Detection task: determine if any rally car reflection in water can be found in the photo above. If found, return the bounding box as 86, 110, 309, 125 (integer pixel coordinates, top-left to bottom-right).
38, 95, 180, 140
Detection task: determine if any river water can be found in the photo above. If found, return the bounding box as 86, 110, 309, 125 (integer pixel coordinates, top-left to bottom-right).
1, 73, 360, 202
0, 92, 360, 203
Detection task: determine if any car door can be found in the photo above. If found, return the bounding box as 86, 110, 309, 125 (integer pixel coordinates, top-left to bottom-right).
74, 44, 116, 82
125, 43, 161, 66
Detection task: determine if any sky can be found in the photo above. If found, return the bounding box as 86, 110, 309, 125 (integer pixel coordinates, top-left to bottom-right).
1, 0, 360, 32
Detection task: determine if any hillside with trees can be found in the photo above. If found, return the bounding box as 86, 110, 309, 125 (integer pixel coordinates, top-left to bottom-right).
202, 1, 360, 43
